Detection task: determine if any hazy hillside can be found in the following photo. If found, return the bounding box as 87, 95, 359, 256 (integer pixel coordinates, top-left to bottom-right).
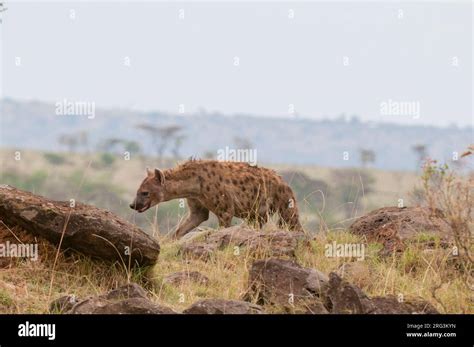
1, 99, 471, 171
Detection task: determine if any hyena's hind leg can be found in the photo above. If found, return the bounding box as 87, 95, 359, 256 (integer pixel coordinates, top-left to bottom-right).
174, 198, 209, 239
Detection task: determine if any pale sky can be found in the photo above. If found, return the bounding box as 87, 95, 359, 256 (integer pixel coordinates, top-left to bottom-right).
1, 1, 472, 127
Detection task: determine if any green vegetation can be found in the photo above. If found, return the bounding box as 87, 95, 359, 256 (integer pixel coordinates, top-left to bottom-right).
43, 152, 67, 165
99, 152, 116, 167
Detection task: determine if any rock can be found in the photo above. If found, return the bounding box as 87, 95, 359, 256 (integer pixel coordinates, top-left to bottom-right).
177, 229, 212, 245
49, 295, 80, 313
105, 283, 148, 300
209, 226, 308, 257
180, 225, 309, 260
371, 295, 439, 314
70, 297, 176, 314
0, 185, 160, 266
246, 258, 329, 307
184, 299, 263, 314
326, 273, 439, 314
67, 283, 177, 314
163, 271, 210, 286
326, 272, 375, 314
349, 206, 451, 255
181, 243, 216, 260
304, 301, 330, 314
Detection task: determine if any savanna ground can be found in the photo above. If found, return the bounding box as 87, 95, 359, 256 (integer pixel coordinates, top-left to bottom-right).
0, 148, 472, 313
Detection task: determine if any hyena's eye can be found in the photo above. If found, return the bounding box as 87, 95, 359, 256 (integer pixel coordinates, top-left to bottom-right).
141, 191, 150, 197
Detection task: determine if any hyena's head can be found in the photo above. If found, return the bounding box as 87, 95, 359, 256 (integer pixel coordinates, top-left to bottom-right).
129, 168, 166, 213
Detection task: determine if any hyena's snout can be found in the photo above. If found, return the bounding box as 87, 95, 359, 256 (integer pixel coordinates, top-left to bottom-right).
129, 199, 141, 210
129, 198, 151, 213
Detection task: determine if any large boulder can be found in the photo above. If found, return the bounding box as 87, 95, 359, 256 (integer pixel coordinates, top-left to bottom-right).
0, 185, 160, 266
245, 258, 329, 309
180, 225, 308, 260
244, 260, 438, 314
326, 273, 439, 314
65, 283, 177, 314
326, 272, 375, 313
349, 206, 451, 255
370, 295, 439, 314
184, 299, 263, 314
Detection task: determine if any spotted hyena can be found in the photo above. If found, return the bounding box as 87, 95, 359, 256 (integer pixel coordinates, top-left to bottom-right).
130, 160, 303, 238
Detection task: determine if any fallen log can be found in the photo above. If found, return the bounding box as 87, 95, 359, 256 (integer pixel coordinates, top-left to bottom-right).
0, 185, 160, 266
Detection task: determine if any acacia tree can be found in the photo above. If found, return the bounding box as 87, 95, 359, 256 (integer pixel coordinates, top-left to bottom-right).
136, 123, 183, 161
171, 134, 186, 159
100, 138, 141, 156
58, 134, 79, 153
100, 138, 123, 153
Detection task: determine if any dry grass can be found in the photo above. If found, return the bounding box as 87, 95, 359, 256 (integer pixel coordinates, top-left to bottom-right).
417, 157, 473, 309
0, 148, 471, 314
0, 223, 471, 314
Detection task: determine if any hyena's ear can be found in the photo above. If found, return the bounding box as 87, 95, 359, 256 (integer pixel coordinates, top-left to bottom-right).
154, 168, 165, 185
146, 167, 153, 178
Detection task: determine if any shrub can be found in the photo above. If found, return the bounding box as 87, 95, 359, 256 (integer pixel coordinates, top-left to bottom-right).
43, 152, 66, 165
100, 152, 116, 167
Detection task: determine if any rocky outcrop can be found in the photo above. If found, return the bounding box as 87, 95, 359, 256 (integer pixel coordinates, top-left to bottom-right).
245, 258, 329, 308
244, 259, 438, 314
180, 225, 308, 260
326, 273, 439, 314
326, 272, 376, 313
184, 299, 263, 314
64, 283, 177, 314
349, 206, 451, 255
0, 185, 160, 266
370, 295, 439, 314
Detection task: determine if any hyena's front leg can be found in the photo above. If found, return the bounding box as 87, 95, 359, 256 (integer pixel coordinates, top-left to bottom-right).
217, 213, 233, 228
215, 208, 233, 228
214, 195, 234, 228
174, 199, 209, 239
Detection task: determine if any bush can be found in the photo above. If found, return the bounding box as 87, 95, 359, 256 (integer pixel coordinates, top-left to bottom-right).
1, 170, 48, 192
43, 152, 66, 165
420, 159, 473, 281
100, 153, 116, 167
